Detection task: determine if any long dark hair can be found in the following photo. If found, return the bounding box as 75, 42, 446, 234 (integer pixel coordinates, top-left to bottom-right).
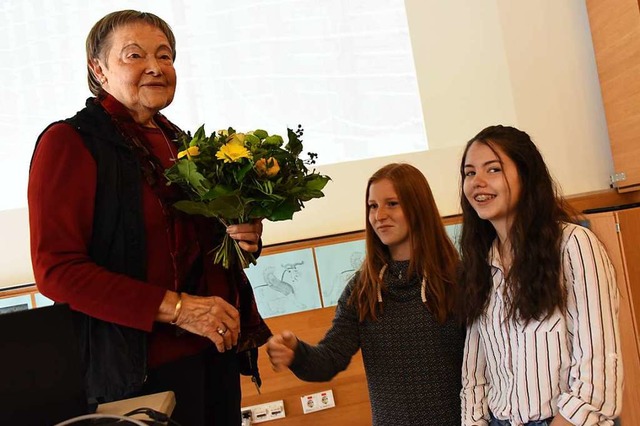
459, 125, 573, 323
348, 163, 460, 323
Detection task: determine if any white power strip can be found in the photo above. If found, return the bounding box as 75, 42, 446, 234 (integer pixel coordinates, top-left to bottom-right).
241, 400, 286, 423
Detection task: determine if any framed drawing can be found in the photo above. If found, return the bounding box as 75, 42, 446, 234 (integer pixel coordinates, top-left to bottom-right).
445, 223, 462, 251
34, 293, 54, 308
315, 239, 365, 307
245, 248, 322, 318
0, 294, 32, 314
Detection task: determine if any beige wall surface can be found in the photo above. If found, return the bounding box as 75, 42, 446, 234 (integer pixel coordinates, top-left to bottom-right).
264, 0, 613, 244
0, 0, 614, 288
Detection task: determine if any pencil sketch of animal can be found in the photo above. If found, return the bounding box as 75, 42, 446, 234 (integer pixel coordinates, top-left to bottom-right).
263, 265, 296, 296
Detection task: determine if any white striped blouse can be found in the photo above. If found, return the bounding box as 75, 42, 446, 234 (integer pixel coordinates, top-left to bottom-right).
461, 223, 623, 425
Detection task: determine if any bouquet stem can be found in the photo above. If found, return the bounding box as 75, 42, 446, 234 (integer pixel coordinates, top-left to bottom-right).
211, 220, 257, 269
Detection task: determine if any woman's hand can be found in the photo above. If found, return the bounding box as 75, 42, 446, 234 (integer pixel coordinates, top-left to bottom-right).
266, 330, 298, 371
159, 291, 240, 352
227, 218, 263, 253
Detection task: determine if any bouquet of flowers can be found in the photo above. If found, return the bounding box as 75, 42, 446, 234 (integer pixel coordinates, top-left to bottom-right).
164, 125, 330, 269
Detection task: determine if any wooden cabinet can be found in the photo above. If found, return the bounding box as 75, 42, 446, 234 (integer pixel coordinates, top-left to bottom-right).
586, 0, 640, 192
587, 207, 640, 424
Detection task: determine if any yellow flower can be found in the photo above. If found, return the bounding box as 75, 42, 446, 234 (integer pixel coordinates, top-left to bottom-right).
216, 143, 252, 163
227, 132, 246, 145
177, 146, 200, 159
255, 157, 280, 177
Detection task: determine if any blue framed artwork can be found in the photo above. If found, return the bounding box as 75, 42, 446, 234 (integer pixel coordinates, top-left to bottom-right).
0, 295, 32, 314
34, 293, 54, 308
445, 223, 462, 252
245, 248, 322, 318
315, 239, 365, 307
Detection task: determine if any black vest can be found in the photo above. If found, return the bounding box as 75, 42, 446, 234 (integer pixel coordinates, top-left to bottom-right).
33, 98, 151, 404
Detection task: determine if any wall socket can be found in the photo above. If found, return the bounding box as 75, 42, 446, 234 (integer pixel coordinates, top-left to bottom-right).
241, 399, 286, 423
301, 389, 336, 414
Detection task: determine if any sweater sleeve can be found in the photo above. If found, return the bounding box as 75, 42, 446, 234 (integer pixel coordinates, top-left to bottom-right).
289, 282, 361, 381
557, 225, 623, 424
28, 123, 165, 331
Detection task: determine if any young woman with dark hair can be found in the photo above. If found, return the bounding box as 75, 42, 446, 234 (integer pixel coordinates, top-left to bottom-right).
459, 125, 622, 426
267, 163, 464, 426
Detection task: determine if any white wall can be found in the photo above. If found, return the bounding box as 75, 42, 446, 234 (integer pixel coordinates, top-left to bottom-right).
263, 0, 612, 243
0, 0, 613, 288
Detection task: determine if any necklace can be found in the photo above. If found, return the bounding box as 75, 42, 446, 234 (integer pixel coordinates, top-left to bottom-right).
376, 263, 427, 303
152, 118, 177, 160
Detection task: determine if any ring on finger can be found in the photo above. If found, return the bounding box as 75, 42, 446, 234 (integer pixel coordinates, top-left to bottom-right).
217, 327, 227, 336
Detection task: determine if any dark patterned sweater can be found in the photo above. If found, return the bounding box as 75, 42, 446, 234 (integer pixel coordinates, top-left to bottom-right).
290, 260, 465, 425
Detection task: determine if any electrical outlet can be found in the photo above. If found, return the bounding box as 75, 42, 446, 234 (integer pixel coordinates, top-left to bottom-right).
317, 390, 335, 409
241, 400, 286, 423
301, 393, 318, 414
301, 389, 336, 414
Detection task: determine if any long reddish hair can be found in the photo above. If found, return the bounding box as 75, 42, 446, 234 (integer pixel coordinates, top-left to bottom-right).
348, 163, 459, 323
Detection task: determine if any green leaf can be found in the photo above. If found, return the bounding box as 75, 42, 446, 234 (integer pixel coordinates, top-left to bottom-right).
176, 132, 191, 150
305, 175, 330, 191
253, 179, 274, 195
245, 133, 261, 147
207, 195, 245, 219
253, 129, 268, 139
263, 135, 284, 147
176, 160, 208, 196
173, 200, 218, 217
201, 184, 237, 201
297, 189, 325, 202
237, 162, 254, 182
191, 124, 207, 146
247, 204, 273, 218
286, 128, 303, 156
164, 164, 182, 182
268, 198, 301, 221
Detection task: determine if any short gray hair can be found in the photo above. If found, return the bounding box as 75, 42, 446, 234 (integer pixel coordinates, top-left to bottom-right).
86, 10, 177, 96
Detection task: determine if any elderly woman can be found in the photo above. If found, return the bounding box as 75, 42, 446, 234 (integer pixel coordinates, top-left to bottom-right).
28, 10, 270, 425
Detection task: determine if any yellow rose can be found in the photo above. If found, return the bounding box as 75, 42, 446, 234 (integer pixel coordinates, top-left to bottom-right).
177, 146, 200, 159
216, 143, 252, 163
255, 157, 280, 177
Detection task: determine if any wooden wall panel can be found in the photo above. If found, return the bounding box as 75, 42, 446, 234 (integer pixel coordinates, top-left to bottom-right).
564, 188, 640, 214
586, 210, 640, 425
240, 307, 372, 425
586, 0, 640, 191
617, 208, 640, 334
